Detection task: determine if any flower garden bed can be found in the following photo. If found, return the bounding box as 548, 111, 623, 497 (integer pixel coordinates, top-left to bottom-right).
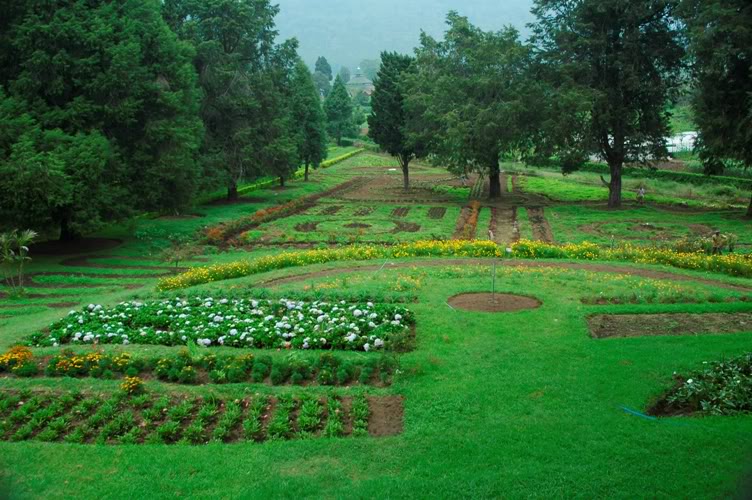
27, 298, 414, 351
648, 352, 752, 416
588, 313, 752, 339
0, 347, 399, 387
0, 389, 403, 444
157, 239, 752, 292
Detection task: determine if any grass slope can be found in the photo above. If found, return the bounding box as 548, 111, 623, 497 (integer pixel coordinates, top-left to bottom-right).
2, 265, 752, 497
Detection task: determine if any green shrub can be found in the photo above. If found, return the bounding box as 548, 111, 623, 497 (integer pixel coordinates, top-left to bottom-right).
662, 353, 752, 415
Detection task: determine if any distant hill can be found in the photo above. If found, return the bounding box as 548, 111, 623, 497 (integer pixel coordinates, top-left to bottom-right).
274, 0, 535, 71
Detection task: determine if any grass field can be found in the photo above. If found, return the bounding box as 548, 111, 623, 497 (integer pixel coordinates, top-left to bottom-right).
2, 150, 752, 498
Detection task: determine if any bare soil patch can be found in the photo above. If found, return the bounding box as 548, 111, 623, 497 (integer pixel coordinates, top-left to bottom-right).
321, 205, 343, 216
295, 222, 320, 233
452, 206, 473, 239
391, 221, 421, 234
490, 207, 518, 245
345, 223, 372, 229
391, 207, 410, 218
30, 238, 122, 256
588, 313, 752, 339
528, 207, 555, 243
367, 395, 404, 437
428, 207, 447, 220
354, 207, 374, 216
448, 292, 542, 313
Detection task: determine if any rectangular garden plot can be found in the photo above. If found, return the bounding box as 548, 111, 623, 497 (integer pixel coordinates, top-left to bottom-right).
588, 313, 752, 339
0, 391, 404, 445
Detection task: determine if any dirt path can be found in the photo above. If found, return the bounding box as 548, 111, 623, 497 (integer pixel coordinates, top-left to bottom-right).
499, 173, 510, 194
452, 206, 474, 240
489, 207, 519, 245
527, 207, 555, 243
258, 258, 752, 293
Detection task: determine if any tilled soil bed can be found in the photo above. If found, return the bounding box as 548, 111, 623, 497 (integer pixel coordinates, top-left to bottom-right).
588, 313, 752, 339
448, 293, 542, 313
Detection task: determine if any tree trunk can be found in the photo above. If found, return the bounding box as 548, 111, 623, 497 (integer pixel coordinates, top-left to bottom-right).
489, 161, 501, 199
304, 163, 310, 181
607, 160, 622, 208
279, 176, 285, 187
59, 216, 80, 242
400, 156, 410, 190
227, 182, 238, 201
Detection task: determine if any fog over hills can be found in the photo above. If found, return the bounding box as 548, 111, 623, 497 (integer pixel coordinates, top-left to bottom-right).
274, 0, 535, 71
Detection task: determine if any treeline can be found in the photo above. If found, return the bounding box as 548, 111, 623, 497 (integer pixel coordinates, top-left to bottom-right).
367, 0, 752, 213
0, 0, 337, 240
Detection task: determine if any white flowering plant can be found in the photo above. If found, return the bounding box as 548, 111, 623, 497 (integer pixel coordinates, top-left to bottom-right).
28, 298, 415, 352
662, 353, 752, 415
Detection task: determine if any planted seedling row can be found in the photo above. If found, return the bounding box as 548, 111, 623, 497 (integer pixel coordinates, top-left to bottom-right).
0, 390, 402, 446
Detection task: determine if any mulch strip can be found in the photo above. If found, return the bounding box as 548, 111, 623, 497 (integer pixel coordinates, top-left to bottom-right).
345, 223, 372, 229
448, 293, 542, 313
588, 313, 752, 339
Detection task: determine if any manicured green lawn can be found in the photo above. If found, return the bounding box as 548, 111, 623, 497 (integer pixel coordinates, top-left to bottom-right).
2, 150, 752, 498
2, 263, 752, 498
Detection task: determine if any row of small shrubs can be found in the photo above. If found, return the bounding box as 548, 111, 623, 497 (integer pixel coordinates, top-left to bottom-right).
205, 150, 365, 243
158, 238, 752, 291
0, 390, 378, 444
1, 347, 398, 387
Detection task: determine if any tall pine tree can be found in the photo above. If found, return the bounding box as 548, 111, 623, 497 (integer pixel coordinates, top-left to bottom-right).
165, 0, 297, 200
406, 13, 535, 198
681, 0, 752, 215
324, 75, 355, 146
531, 0, 684, 208
369, 52, 423, 190
0, 0, 203, 238
290, 60, 328, 181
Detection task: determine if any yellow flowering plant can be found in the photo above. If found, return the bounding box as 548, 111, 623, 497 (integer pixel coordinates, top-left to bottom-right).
157, 239, 752, 292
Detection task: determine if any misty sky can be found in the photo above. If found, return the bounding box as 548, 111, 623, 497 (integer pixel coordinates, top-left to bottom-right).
274, 0, 535, 71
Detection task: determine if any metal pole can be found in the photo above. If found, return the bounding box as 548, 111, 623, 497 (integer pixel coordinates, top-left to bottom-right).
492, 260, 496, 303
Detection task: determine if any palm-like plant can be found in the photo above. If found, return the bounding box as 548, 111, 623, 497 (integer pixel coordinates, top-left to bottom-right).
0, 229, 38, 297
